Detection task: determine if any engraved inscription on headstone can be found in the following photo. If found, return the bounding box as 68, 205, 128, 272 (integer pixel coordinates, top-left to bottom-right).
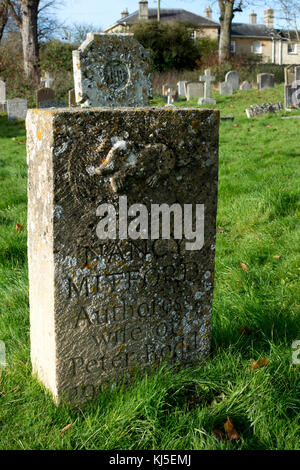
72, 33, 152, 107
27, 107, 220, 404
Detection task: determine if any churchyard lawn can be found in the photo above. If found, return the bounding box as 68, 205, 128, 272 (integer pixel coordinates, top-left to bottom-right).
0, 84, 299, 450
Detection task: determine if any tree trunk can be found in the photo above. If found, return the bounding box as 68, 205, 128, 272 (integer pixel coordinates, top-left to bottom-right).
0, 1, 8, 42
21, 0, 40, 83
218, 0, 234, 63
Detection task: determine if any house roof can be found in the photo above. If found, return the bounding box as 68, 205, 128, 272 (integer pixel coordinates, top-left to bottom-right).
231, 23, 278, 38
109, 8, 219, 28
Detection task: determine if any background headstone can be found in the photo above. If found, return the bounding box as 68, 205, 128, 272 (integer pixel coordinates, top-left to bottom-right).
177, 81, 187, 97
284, 82, 300, 109
198, 69, 216, 105
257, 73, 274, 90
185, 82, 204, 101
240, 81, 251, 90
219, 81, 232, 95
245, 102, 282, 118
7, 98, 27, 120
69, 89, 76, 107
36, 88, 55, 108
162, 84, 176, 96
73, 33, 152, 107
225, 71, 239, 91
284, 65, 295, 86
0, 79, 6, 112
27, 107, 220, 404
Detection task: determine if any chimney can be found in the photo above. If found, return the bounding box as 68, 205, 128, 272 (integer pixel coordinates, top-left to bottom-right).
264, 8, 274, 28
249, 12, 257, 25
139, 1, 149, 20
121, 8, 129, 19
204, 6, 212, 20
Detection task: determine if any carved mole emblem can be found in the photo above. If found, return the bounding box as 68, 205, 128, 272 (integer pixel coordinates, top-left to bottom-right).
94, 138, 175, 193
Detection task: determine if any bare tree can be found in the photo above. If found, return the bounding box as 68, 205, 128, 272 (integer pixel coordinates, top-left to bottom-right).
218, 0, 243, 63
0, 0, 8, 42
275, 0, 300, 40
60, 22, 102, 46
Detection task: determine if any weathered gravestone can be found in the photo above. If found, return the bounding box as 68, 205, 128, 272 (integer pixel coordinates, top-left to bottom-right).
225, 71, 239, 91
245, 102, 282, 118
257, 73, 274, 90
240, 81, 251, 90
69, 89, 76, 107
198, 70, 216, 105
219, 81, 232, 96
73, 33, 152, 107
27, 106, 220, 403
185, 82, 204, 101
36, 88, 55, 108
162, 86, 178, 103
284, 65, 300, 109
7, 98, 27, 120
177, 81, 187, 97
0, 79, 6, 111
162, 84, 176, 96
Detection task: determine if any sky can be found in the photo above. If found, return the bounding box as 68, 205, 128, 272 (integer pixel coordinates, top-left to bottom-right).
57, 0, 282, 31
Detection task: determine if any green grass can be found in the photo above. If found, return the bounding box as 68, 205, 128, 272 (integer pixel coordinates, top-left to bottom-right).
0, 85, 299, 450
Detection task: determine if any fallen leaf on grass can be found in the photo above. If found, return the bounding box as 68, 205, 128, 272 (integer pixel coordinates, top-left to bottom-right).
274, 149, 279, 153
15, 223, 24, 232
238, 262, 248, 271
233, 123, 239, 127
224, 417, 240, 440
60, 423, 72, 437
229, 104, 234, 108
11, 137, 16, 141
249, 357, 269, 370
238, 326, 251, 336
217, 228, 226, 233
273, 255, 281, 259
266, 124, 271, 128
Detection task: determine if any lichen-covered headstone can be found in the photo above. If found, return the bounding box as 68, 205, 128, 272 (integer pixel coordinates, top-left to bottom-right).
27, 107, 219, 404
245, 102, 282, 118
257, 73, 274, 90
72, 33, 152, 107
225, 71, 239, 91
36, 88, 55, 108
7, 98, 27, 120
69, 89, 76, 107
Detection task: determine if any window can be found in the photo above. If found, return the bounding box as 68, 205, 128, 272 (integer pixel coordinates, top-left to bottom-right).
190, 30, 196, 41
253, 41, 262, 54
230, 41, 236, 53
288, 43, 297, 54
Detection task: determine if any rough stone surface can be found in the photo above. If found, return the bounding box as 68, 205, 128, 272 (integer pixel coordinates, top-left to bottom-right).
240, 81, 251, 90
257, 73, 274, 90
69, 89, 76, 107
245, 102, 282, 118
225, 71, 239, 90
37, 88, 55, 108
177, 81, 187, 97
7, 98, 27, 120
185, 82, 204, 101
27, 107, 220, 404
219, 81, 232, 95
72, 33, 152, 107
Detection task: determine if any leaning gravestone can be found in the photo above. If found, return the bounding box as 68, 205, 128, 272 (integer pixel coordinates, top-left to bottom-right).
7, 98, 27, 120
225, 71, 239, 91
257, 73, 274, 90
219, 81, 232, 95
240, 81, 251, 90
0, 79, 6, 112
185, 82, 204, 101
245, 102, 282, 118
36, 88, 55, 108
27, 106, 220, 403
73, 33, 152, 107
